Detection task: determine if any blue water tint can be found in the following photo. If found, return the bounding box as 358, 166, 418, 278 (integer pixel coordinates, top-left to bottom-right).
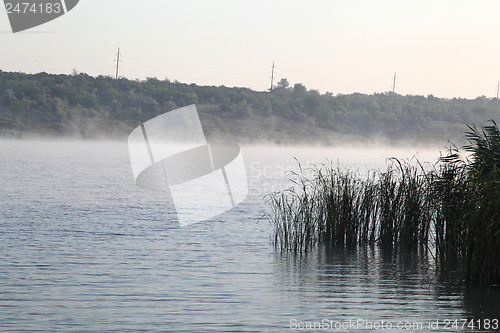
0, 141, 495, 332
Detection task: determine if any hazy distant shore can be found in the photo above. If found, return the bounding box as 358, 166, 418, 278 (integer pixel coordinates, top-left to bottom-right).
1, 70, 497, 146
0, 113, 443, 148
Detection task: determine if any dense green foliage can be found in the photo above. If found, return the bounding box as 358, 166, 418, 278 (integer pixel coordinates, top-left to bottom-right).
267, 121, 500, 287
1, 69, 500, 141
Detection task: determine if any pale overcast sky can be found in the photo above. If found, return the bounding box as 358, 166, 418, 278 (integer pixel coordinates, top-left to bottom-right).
1, 0, 500, 98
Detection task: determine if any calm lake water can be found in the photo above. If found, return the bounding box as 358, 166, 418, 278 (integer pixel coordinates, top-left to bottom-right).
0, 140, 499, 332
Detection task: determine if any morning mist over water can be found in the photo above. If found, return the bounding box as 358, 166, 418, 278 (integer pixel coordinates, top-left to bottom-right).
3, 0, 500, 330
3, 138, 499, 332
1, 72, 499, 330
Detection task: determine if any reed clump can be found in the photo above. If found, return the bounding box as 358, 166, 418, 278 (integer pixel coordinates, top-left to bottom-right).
267, 160, 432, 253
266, 120, 500, 287
431, 120, 500, 286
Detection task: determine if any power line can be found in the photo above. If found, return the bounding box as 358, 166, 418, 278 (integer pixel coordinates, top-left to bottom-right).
114, 47, 121, 80
392, 72, 397, 93
270, 61, 275, 91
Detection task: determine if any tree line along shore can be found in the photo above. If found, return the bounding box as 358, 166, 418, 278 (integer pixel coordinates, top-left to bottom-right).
1, 70, 500, 144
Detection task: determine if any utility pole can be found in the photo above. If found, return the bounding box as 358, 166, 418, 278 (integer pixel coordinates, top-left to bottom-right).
392, 72, 397, 94
497, 81, 499, 99
270, 61, 275, 91
115, 47, 121, 80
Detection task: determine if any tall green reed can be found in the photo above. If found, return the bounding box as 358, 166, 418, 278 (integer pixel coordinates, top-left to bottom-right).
431, 120, 500, 286
267, 120, 500, 287
266, 159, 432, 253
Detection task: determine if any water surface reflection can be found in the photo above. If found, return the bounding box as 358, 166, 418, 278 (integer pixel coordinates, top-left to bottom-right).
274, 245, 498, 332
